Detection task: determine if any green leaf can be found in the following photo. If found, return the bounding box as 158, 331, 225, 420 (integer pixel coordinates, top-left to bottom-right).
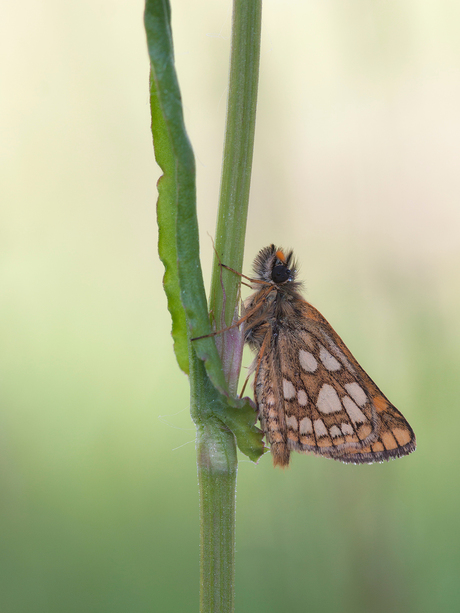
145, 0, 228, 395
144, 1, 219, 385
145, 0, 265, 462
218, 396, 266, 463
145, 1, 189, 374
190, 350, 265, 463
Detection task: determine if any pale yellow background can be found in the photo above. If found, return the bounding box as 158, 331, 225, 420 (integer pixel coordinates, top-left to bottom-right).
2, 1, 459, 611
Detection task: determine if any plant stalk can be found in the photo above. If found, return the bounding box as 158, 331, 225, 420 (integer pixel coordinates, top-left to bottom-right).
196, 1, 262, 612
191, 350, 238, 613
209, 0, 263, 331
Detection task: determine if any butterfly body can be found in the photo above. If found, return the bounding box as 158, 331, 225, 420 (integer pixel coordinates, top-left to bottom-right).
244, 245, 416, 467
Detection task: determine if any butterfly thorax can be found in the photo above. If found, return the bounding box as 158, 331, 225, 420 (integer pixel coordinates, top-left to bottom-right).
244, 285, 304, 351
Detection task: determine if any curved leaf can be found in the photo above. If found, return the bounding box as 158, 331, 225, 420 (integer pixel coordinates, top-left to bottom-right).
145, 0, 264, 461
145, 0, 228, 394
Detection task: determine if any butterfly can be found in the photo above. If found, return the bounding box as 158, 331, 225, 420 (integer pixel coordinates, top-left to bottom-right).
240, 245, 416, 467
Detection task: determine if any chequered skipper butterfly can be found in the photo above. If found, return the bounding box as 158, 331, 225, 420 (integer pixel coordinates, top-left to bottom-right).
196, 245, 416, 467
241, 245, 416, 467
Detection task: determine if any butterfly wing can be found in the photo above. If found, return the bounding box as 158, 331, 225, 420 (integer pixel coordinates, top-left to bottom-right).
253, 324, 292, 468
255, 300, 416, 466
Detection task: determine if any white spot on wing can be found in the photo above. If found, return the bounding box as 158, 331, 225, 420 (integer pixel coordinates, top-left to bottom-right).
299, 417, 312, 434
299, 350, 317, 372
286, 415, 298, 430
341, 422, 354, 435
314, 419, 328, 437
329, 425, 342, 438
297, 389, 308, 406
342, 396, 367, 424
319, 331, 356, 374
345, 382, 367, 407
319, 346, 341, 371
283, 379, 296, 400
317, 384, 342, 414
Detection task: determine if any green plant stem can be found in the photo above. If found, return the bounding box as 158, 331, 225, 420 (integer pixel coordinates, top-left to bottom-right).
209, 0, 262, 332
190, 350, 237, 613
197, 1, 262, 612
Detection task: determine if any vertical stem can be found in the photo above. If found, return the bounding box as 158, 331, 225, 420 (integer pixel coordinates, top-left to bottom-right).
209, 0, 263, 329
197, 425, 237, 613
195, 2, 262, 611
190, 350, 237, 613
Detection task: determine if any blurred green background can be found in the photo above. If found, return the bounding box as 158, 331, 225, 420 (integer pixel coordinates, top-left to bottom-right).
2, 1, 460, 611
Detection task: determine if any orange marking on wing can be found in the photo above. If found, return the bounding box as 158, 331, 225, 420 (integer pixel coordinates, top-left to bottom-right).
393, 428, 412, 446
373, 395, 388, 412
271, 431, 284, 443
357, 424, 372, 439
381, 431, 398, 450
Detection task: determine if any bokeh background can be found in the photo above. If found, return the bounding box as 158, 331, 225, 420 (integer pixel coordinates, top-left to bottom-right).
2, 1, 460, 611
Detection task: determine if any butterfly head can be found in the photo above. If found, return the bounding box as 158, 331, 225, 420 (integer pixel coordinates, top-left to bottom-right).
253, 244, 299, 288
